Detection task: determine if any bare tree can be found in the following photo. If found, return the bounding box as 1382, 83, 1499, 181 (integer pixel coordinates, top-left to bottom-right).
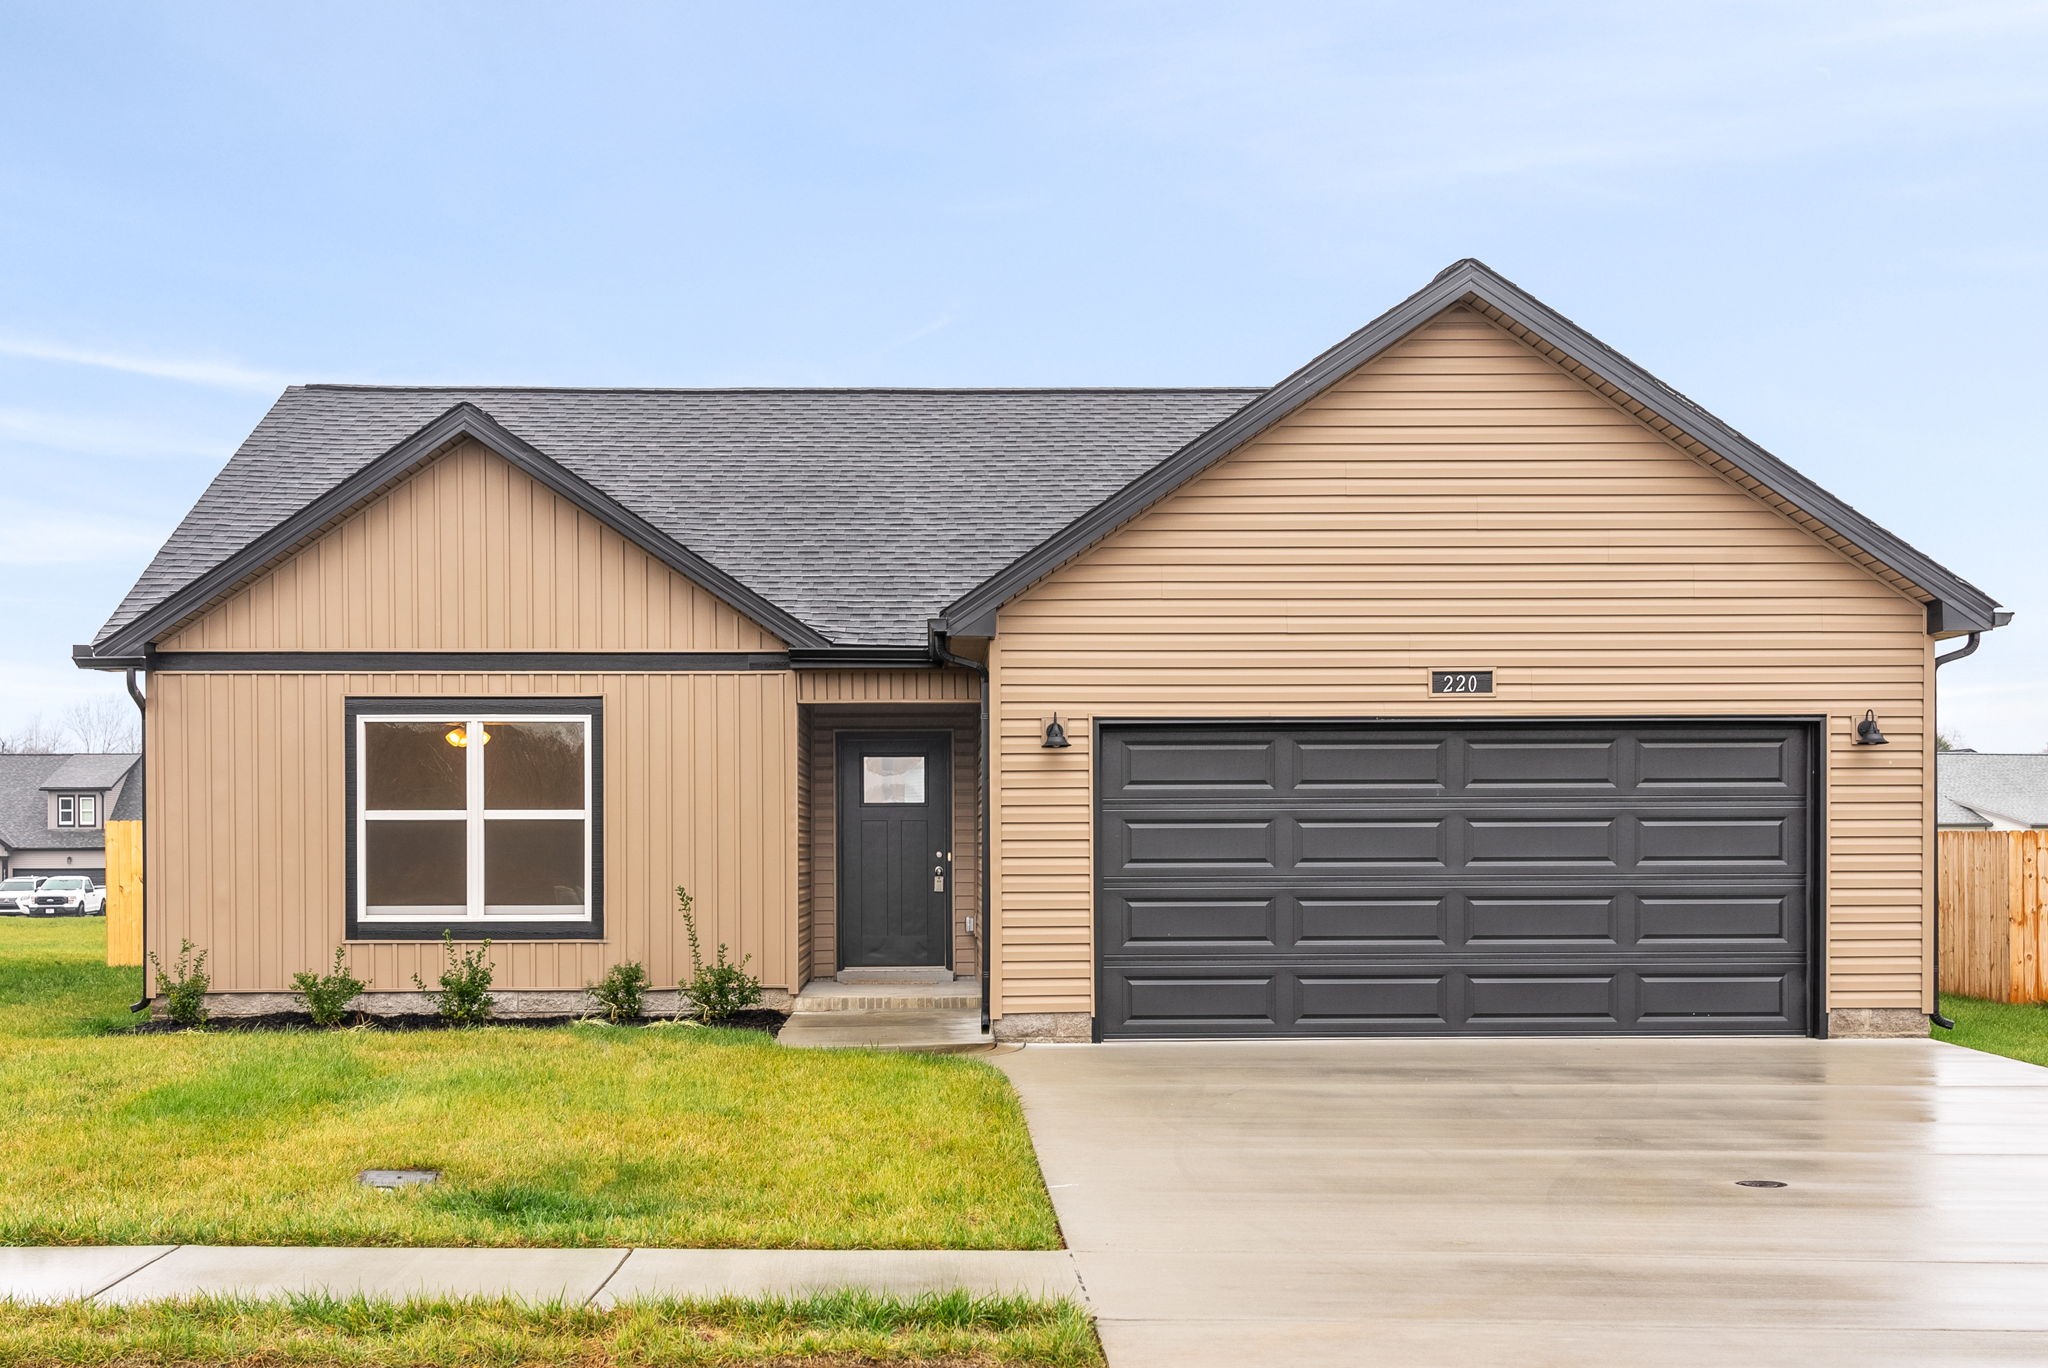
0, 715, 71, 754
63, 696, 140, 753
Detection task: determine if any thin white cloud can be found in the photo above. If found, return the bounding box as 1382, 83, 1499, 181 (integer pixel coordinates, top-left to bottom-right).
0, 335, 294, 393
0, 407, 229, 461
0, 500, 168, 566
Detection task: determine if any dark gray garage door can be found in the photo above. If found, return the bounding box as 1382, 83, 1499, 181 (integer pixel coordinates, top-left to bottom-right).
1095, 721, 1815, 1038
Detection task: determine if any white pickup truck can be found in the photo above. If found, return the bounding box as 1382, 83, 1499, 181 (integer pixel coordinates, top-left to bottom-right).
21, 876, 105, 916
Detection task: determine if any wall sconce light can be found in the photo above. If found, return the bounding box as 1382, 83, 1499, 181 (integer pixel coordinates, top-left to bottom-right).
1042, 714, 1071, 749
1854, 710, 1888, 746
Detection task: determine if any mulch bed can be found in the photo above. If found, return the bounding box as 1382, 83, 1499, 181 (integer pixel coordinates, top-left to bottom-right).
131, 1009, 788, 1037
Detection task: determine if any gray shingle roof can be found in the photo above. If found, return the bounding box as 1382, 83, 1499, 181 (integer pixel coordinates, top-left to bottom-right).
0, 754, 136, 852
1937, 752, 2048, 828
39, 753, 141, 792
96, 386, 1262, 649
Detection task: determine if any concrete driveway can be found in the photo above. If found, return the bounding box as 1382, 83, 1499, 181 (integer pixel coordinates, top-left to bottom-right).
995, 1038, 2048, 1367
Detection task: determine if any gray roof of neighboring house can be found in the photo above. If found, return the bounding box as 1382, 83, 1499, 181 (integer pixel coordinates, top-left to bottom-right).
110, 762, 143, 822
0, 754, 137, 852
1937, 752, 2048, 828
39, 752, 141, 792
94, 386, 1261, 648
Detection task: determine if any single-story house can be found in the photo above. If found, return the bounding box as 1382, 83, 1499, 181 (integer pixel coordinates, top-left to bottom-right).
75, 260, 2007, 1040
0, 752, 142, 882
1937, 752, 2048, 830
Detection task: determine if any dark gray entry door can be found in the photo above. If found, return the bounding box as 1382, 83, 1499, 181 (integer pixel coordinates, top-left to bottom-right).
838, 731, 952, 968
1096, 721, 1815, 1039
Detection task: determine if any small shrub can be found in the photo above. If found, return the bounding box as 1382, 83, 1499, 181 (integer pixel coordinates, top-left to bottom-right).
291, 947, 367, 1028
411, 930, 496, 1026
589, 961, 649, 1023
677, 885, 762, 1025
147, 939, 210, 1028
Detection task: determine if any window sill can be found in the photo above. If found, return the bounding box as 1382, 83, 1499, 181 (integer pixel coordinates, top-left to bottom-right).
347, 920, 602, 942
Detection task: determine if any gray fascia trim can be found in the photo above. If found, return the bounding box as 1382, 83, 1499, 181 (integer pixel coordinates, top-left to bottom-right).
72, 644, 145, 671
786, 646, 936, 670
97, 403, 830, 656
150, 650, 790, 673
939, 258, 2002, 636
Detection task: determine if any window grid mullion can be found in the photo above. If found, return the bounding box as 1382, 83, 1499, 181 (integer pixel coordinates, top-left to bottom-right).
466, 719, 486, 919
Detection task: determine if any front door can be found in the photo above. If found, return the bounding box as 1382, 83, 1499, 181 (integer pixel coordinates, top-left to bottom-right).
837, 731, 952, 968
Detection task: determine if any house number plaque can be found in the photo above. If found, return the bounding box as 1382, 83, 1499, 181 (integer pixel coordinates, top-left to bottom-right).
1430, 669, 1494, 695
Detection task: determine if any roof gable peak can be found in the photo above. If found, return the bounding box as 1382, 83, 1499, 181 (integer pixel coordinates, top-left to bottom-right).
938, 258, 2001, 637
86, 402, 827, 660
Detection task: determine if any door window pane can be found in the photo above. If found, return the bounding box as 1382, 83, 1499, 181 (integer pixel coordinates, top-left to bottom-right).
365, 820, 467, 908
862, 755, 925, 804
484, 722, 586, 810
484, 819, 586, 907
365, 722, 468, 810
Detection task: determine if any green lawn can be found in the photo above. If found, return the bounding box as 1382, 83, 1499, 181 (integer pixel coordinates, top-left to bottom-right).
1938, 993, 2048, 1068
0, 1291, 1102, 1367
0, 919, 1059, 1249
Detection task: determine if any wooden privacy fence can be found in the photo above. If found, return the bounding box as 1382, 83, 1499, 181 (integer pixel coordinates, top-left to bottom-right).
1938, 829, 2047, 1004
104, 819, 142, 967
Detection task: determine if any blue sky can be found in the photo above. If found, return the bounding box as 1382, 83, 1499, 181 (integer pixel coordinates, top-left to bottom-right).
2, 0, 2043, 747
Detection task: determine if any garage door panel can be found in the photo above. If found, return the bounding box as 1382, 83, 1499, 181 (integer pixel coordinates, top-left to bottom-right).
1297, 897, 1448, 946
1639, 892, 1806, 948
1296, 819, 1447, 869
1096, 721, 1815, 1039
1116, 818, 1278, 871
1121, 895, 1278, 947
1638, 736, 1801, 790
1117, 973, 1279, 1029
1098, 884, 1803, 958
1297, 974, 1450, 1025
1294, 740, 1447, 792
1464, 740, 1621, 789
1113, 739, 1280, 795
1101, 962, 1807, 1036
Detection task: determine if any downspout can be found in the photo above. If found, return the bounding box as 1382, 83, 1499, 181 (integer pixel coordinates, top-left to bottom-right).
124, 667, 149, 1013
1927, 630, 1983, 1031
931, 631, 992, 1034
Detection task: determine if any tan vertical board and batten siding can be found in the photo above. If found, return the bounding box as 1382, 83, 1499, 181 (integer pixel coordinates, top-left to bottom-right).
160, 440, 781, 653
804, 705, 980, 979
146, 670, 798, 993
987, 306, 1933, 1021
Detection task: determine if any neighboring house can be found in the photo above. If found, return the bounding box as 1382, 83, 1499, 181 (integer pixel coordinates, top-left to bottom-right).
1937, 752, 2048, 830
74, 260, 2008, 1040
0, 752, 142, 882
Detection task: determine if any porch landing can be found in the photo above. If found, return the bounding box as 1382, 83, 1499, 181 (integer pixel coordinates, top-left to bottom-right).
778, 978, 990, 1053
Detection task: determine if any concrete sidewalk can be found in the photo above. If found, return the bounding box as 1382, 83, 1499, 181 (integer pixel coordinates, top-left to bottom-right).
0, 1245, 1081, 1306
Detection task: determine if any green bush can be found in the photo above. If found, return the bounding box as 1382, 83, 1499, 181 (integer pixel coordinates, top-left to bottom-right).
411, 931, 495, 1026
147, 939, 210, 1028
677, 885, 762, 1024
291, 947, 366, 1027
588, 961, 649, 1023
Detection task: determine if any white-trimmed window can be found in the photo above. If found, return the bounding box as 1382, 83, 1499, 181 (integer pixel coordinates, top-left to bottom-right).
353, 709, 595, 927
56, 795, 75, 827
76, 795, 97, 827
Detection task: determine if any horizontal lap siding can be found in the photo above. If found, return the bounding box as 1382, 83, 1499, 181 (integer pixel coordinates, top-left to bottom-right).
988, 306, 1933, 1020
146, 669, 799, 994
160, 440, 780, 652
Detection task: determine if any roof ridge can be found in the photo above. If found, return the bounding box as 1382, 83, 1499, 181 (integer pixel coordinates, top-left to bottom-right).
294, 384, 1268, 395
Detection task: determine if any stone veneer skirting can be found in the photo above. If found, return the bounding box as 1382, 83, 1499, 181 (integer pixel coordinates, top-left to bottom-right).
991, 1012, 1092, 1043
1827, 1007, 1928, 1039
